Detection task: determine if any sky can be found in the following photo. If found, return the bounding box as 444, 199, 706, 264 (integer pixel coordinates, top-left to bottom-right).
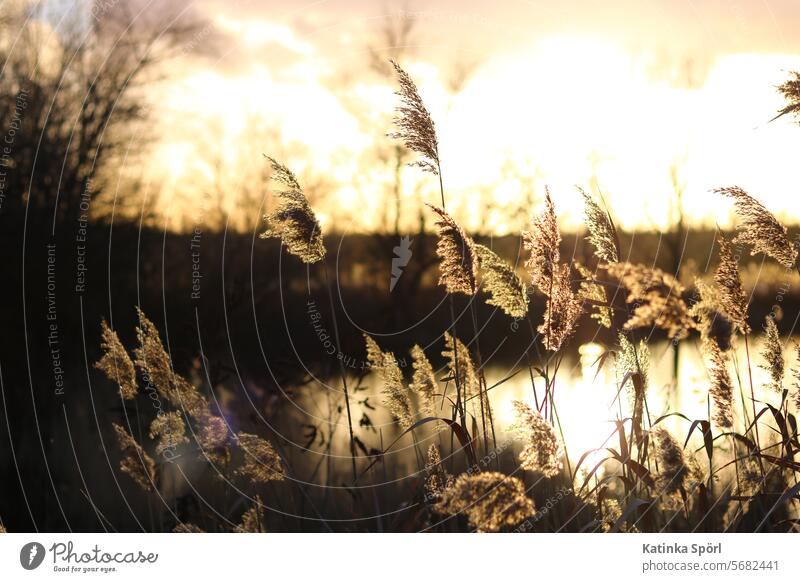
135, 0, 800, 232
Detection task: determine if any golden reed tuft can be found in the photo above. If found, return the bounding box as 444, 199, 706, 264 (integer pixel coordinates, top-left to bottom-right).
95, 320, 137, 399
759, 316, 784, 393
365, 334, 414, 429
435, 472, 535, 532
511, 400, 564, 478
409, 344, 438, 416
715, 186, 798, 269
704, 338, 735, 429
148, 411, 189, 457
112, 422, 156, 492
234, 432, 285, 485
260, 157, 326, 264
427, 204, 479, 296
580, 188, 619, 263
474, 244, 529, 318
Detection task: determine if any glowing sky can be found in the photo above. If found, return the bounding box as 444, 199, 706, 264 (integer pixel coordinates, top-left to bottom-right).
147, 0, 800, 232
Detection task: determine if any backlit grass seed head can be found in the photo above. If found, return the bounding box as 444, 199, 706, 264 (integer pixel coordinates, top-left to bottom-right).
760, 316, 784, 393
575, 262, 612, 329
234, 432, 285, 485
260, 157, 325, 264
606, 262, 693, 340
703, 339, 735, 429
387, 59, 440, 174
715, 234, 750, 334
435, 472, 535, 532
148, 411, 189, 457
475, 244, 529, 318
522, 188, 560, 291
198, 415, 231, 467
235, 495, 266, 533
616, 333, 649, 422
538, 263, 582, 352
425, 444, 454, 500
442, 332, 487, 414
651, 427, 688, 495
133, 309, 209, 420
512, 400, 564, 478
716, 186, 798, 269
365, 334, 414, 429
409, 344, 438, 416
95, 319, 137, 399
580, 188, 619, 263
690, 279, 734, 352
427, 204, 478, 296
112, 422, 156, 492
775, 71, 800, 122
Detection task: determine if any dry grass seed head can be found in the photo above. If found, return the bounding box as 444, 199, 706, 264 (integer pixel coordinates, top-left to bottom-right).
703, 338, 735, 429
260, 157, 325, 264
365, 334, 414, 429
235, 495, 267, 533
651, 426, 688, 495
112, 422, 156, 492
714, 234, 750, 334
511, 400, 564, 478
580, 188, 619, 263
148, 411, 189, 458
387, 59, 440, 174
575, 262, 612, 329
522, 188, 560, 291
716, 186, 797, 269
234, 432, 285, 485
427, 204, 479, 296
435, 472, 535, 532
425, 444, 454, 500
409, 344, 438, 416
760, 316, 784, 393
538, 263, 582, 352
474, 244, 529, 318
95, 319, 137, 399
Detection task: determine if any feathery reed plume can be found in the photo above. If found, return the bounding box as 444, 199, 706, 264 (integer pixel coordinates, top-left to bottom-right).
235, 495, 266, 533
148, 411, 189, 458
133, 308, 208, 420
198, 415, 230, 466
689, 279, 734, 351
616, 333, 650, 426
511, 400, 564, 477
704, 339, 735, 429
760, 316, 784, 393
435, 472, 535, 532
774, 71, 800, 122
651, 427, 688, 495
580, 188, 619, 263
365, 335, 413, 429
716, 186, 797, 269
474, 244, 529, 318
442, 332, 487, 414
387, 60, 440, 175
606, 262, 693, 340
715, 234, 750, 334
539, 263, 582, 352
427, 204, 478, 295
234, 432, 285, 485
792, 344, 800, 410
112, 423, 156, 492
409, 344, 438, 416
575, 261, 612, 329
259, 157, 325, 264
424, 444, 454, 500
522, 188, 560, 290
95, 320, 137, 400
172, 523, 204, 533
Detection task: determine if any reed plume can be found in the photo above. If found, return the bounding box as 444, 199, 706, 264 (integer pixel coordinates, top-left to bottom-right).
704, 339, 735, 429
774, 71, 800, 122
522, 188, 560, 290
474, 243, 529, 318
427, 204, 478, 295
95, 319, 137, 400
539, 263, 582, 352
235, 495, 266, 533
580, 188, 619, 263
435, 472, 535, 532
511, 400, 564, 478
409, 344, 438, 416
575, 262, 612, 329
234, 432, 285, 485
689, 279, 734, 352
365, 335, 413, 429
424, 444, 454, 500
112, 422, 156, 492
387, 60, 440, 175
606, 262, 693, 340
716, 186, 797, 269
616, 333, 650, 426
759, 316, 784, 393
260, 157, 325, 264
149, 411, 189, 457
442, 332, 486, 415
172, 523, 204, 533
651, 427, 688, 495
198, 415, 230, 467
714, 234, 750, 334
133, 308, 208, 421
